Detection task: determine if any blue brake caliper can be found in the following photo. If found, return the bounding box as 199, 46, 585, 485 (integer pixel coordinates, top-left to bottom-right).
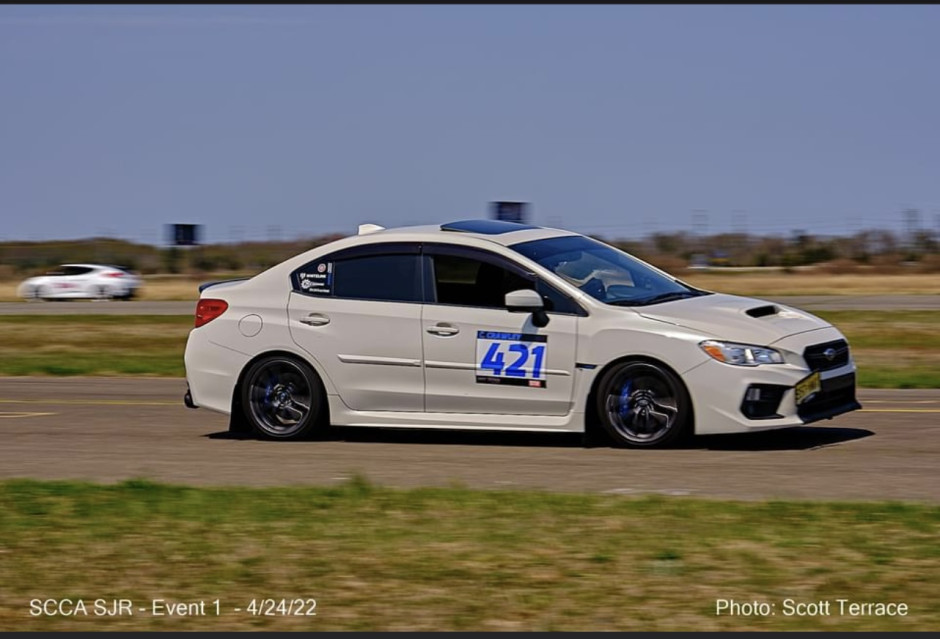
263, 372, 275, 411
618, 380, 632, 418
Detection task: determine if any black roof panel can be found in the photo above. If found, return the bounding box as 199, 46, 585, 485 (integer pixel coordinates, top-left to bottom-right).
440, 219, 539, 235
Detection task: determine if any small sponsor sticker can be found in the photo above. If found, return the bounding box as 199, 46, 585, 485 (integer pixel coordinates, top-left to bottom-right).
296, 263, 333, 295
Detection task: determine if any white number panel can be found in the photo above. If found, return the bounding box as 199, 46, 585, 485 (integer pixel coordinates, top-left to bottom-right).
475, 331, 548, 388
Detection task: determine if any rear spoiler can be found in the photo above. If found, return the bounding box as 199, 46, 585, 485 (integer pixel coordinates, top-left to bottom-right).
198, 278, 250, 293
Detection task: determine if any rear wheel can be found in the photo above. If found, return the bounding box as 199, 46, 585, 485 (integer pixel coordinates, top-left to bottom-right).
596, 360, 691, 448
241, 356, 325, 440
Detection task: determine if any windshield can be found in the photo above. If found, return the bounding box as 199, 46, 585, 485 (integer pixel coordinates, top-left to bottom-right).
510, 235, 709, 306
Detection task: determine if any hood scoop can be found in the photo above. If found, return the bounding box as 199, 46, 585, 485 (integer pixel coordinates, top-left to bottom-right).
746, 305, 779, 318
636, 293, 830, 343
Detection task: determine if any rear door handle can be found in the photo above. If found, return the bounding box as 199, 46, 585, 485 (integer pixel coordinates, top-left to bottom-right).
299, 313, 330, 327
427, 323, 459, 336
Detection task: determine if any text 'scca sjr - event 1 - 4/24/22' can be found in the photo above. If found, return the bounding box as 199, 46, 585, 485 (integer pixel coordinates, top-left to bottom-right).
29, 598, 319, 618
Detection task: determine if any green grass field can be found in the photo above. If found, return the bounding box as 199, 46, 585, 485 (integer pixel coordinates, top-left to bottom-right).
0, 315, 188, 377
0, 311, 936, 387
813, 311, 940, 388
1, 479, 936, 631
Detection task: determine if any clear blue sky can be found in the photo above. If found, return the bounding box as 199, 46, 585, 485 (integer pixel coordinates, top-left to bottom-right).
2, 5, 939, 244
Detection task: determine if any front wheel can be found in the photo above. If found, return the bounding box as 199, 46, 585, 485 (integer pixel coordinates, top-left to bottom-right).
241, 356, 326, 440
595, 360, 691, 448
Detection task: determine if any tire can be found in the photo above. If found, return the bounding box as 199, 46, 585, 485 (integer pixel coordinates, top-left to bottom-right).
595, 360, 691, 448
240, 356, 326, 440
37, 286, 50, 301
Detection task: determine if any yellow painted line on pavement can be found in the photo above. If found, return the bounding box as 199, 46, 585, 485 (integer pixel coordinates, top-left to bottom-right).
0, 398, 177, 406
859, 409, 940, 413
0, 411, 57, 418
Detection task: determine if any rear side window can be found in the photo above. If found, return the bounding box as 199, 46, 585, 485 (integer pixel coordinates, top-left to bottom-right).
293, 254, 421, 303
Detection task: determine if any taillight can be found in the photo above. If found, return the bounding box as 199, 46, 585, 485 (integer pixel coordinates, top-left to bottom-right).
105, 272, 124, 278
195, 299, 228, 328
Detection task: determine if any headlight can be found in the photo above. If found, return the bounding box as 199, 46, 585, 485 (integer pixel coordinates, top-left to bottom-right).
699, 340, 784, 366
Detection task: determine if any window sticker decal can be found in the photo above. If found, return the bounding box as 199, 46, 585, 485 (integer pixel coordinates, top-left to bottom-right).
297, 262, 333, 295
475, 331, 547, 388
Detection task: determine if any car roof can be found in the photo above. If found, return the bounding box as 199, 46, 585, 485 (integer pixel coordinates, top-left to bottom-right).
364, 219, 577, 247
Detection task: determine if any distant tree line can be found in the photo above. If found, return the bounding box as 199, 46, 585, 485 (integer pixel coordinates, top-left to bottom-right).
0, 228, 937, 278
607, 228, 939, 273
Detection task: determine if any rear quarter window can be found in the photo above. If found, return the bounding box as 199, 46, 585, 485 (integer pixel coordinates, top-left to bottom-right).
292, 253, 421, 303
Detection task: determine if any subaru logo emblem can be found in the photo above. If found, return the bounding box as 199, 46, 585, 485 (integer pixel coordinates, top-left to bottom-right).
823, 348, 837, 361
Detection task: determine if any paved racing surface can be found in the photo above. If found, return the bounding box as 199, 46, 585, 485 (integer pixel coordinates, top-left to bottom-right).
0, 295, 937, 315
1, 378, 937, 502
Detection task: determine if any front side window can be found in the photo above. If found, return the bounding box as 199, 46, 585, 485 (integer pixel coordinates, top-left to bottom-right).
432, 254, 531, 308
292, 253, 421, 303
428, 250, 583, 314
511, 235, 710, 306
50, 266, 92, 276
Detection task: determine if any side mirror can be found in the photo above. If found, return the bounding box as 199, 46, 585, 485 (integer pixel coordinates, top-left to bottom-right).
505, 288, 549, 327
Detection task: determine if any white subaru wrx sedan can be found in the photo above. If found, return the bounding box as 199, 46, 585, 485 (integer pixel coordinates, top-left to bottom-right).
17, 264, 141, 301
183, 219, 861, 447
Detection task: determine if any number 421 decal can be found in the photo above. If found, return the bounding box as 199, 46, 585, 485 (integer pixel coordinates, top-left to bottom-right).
475, 331, 547, 388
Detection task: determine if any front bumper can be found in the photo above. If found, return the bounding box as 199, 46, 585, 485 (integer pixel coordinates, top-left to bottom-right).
796, 372, 861, 424
682, 358, 860, 436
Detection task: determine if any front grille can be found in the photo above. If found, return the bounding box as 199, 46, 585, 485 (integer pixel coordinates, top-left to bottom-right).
797, 372, 861, 423
804, 339, 850, 371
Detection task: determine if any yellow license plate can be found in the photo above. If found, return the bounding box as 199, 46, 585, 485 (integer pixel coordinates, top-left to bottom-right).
794, 371, 822, 405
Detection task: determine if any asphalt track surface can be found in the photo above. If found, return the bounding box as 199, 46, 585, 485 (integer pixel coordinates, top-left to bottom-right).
0, 295, 938, 315
1, 378, 937, 502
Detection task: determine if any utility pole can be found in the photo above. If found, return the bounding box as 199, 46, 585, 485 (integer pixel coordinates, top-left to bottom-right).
903, 208, 921, 252
848, 215, 861, 236
692, 209, 708, 258
692, 209, 708, 236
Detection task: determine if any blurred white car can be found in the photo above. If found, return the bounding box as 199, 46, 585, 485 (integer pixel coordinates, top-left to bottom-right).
184, 219, 861, 448
18, 264, 141, 301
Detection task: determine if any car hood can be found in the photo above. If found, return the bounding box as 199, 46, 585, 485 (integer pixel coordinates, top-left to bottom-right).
635, 293, 832, 345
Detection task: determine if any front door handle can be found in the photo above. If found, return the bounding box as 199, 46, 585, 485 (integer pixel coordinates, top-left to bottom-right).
299, 313, 330, 327
427, 323, 459, 337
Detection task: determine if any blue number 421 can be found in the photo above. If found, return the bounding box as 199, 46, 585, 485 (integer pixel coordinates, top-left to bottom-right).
481, 343, 505, 375
481, 342, 546, 378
